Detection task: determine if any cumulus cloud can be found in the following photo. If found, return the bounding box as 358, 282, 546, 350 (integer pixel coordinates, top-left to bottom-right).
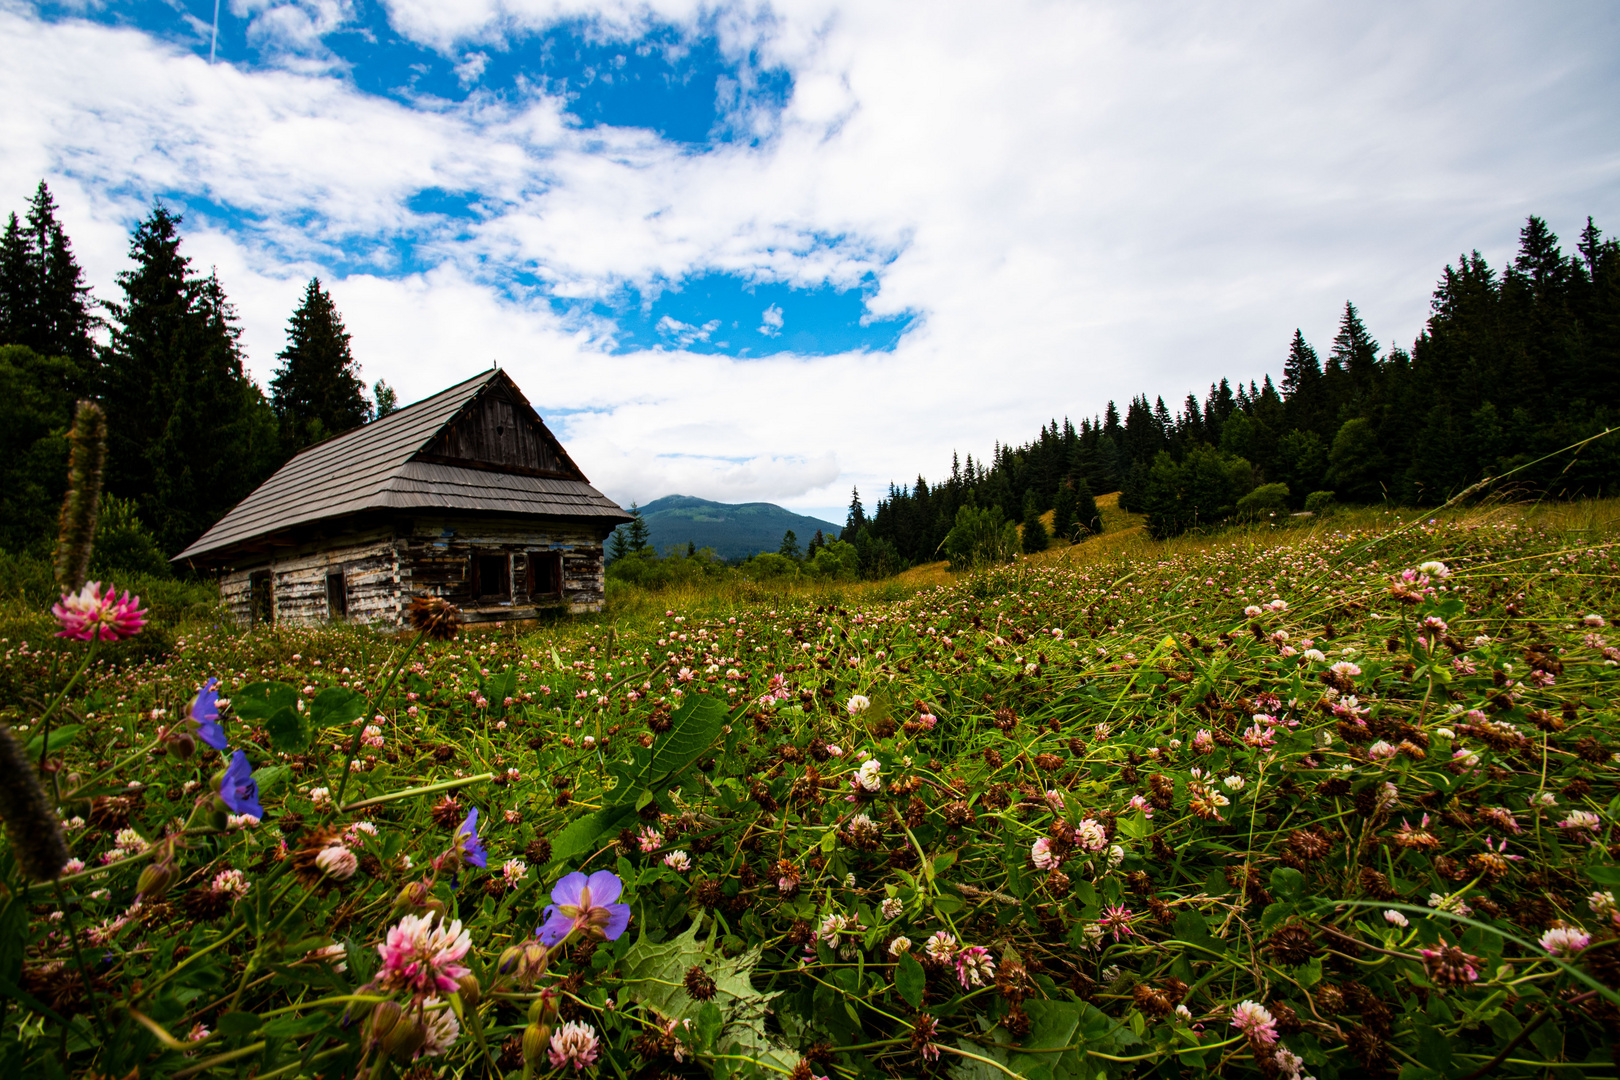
757, 303, 783, 336
2, 1, 1617, 516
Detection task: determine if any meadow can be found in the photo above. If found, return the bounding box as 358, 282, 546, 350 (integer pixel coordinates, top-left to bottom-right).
4, 498, 1620, 1080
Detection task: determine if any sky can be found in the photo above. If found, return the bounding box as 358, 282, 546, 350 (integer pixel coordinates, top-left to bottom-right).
2, 1, 1618, 524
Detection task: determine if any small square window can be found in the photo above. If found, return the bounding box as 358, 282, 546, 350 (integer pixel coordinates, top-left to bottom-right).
527, 552, 562, 597
472, 553, 510, 600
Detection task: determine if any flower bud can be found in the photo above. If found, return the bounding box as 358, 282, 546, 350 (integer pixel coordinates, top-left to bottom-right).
136, 858, 177, 900
165, 728, 197, 761
528, 986, 559, 1024
455, 973, 481, 1011
522, 1022, 551, 1066
380, 1009, 424, 1060
366, 1000, 403, 1046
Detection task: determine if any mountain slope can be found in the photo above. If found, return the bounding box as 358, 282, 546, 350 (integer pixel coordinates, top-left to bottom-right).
628, 495, 842, 561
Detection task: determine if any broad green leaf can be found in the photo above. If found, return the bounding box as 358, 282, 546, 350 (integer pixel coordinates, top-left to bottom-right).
1585, 864, 1620, 885
895, 951, 926, 1008
548, 804, 638, 866
266, 705, 311, 753
216, 1010, 260, 1036
1269, 866, 1305, 901
620, 921, 795, 1074
232, 682, 299, 721
25, 724, 81, 757
308, 687, 366, 730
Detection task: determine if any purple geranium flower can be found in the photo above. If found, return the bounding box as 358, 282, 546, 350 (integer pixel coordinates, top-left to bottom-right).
537, 871, 632, 947
219, 749, 263, 818
457, 808, 487, 869
189, 677, 228, 751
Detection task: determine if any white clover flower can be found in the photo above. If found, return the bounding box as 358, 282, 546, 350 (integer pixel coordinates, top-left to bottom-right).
880, 897, 904, 920
1383, 910, 1409, 928
315, 845, 358, 880
1106, 845, 1126, 869
855, 758, 884, 792
888, 936, 913, 956
1222, 775, 1245, 792
1303, 649, 1327, 663
846, 694, 871, 715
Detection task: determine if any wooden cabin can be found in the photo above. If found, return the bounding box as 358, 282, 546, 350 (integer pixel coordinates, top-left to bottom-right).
174, 368, 632, 627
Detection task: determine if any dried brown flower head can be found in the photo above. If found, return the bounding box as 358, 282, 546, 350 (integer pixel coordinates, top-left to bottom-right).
683, 965, 717, 1001
406, 595, 462, 640
1265, 923, 1319, 965
430, 795, 464, 831
1132, 983, 1173, 1018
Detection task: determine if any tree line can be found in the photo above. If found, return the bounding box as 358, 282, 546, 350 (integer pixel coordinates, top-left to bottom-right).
0, 183, 395, 569
845, 214, 1620, 564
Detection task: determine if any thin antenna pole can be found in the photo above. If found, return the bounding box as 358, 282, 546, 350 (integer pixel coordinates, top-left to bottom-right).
210, 0, 220, 63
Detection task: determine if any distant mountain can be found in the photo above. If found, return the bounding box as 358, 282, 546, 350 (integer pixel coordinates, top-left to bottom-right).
625, 495, 842, 562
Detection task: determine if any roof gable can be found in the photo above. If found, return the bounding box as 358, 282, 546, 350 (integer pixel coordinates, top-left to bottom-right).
174, 368, 629, 564
414, 374, 586, 479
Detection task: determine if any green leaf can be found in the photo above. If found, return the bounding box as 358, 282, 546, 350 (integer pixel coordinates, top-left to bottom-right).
1119, 810, 1149, 839
695, 1000, 724, 1051
25, 724, 81, 757
615, 694, 729, 793
1268, 866, 1305, 901
895, 951, 926, 1008
1585, 864, 1620, 885
232, 682, 299, 721
549, 804, 638, 866
620, 921, 796, 1074
251, 765, 291, 795
217, 1010, 260, 1036
307, 687, 366, 730
265, 706, 311, 753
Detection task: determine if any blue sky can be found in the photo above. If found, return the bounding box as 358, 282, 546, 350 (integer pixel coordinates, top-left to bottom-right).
3, 1, 1618, 521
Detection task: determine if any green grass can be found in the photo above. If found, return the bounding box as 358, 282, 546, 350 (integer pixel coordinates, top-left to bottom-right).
4, 499, 1620, 1078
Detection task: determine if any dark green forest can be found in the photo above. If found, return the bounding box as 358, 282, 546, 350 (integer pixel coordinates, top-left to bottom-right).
849, 215, 1620, 566
5, 186, 1617, 580
0, 183, 392, 571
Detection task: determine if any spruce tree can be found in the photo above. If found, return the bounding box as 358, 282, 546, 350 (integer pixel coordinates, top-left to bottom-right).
624, 502, 652, 554
100, 206, 282, 553
1072, 477, 1101, 535
1020, 493, 1049, 553
779, 530, 801, 559
0, 182, 97, 371
271, 278, 368, 450
1050, 481, 1075, 543
844, 487, 866, 539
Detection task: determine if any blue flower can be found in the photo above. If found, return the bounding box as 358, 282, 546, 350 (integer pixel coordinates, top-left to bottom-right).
189, 677, 228, 751
537, 871, 632, 946
220, 750, 263, 818
457, 807, 487, 869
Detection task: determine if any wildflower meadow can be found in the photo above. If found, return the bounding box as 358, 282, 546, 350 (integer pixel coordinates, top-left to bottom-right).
4, 505, 1620, 1080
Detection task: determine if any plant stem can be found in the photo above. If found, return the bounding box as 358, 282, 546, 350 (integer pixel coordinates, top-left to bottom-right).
340, 772, 495, 813
36, 639, 98, 773
335, 629, 427, 807
52, 881, 111, 1047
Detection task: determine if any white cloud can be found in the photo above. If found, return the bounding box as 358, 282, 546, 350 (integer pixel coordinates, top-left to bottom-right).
654, 315, 721, 348
2, 2, 1618, 518
757, 303, 783, 336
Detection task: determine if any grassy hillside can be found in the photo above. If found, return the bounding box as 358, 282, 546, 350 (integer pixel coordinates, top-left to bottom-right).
6, 497, 1620, 1077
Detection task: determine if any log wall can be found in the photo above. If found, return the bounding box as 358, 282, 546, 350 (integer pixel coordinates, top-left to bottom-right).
214, 515, 609, 627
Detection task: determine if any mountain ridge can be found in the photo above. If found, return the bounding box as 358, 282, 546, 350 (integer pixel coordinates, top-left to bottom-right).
625, 494, 843, 561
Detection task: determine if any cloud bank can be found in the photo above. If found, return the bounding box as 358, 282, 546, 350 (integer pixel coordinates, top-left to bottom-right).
2, 0, 1617, 518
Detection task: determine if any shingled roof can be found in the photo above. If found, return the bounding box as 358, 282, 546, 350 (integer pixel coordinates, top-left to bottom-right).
175, 368, 630, 564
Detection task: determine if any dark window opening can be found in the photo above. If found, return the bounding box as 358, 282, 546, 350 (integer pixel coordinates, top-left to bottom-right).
472, 553, 510, 601
527, 552, 563, 599
249, 570, 273, 626
326, 570, 348, 619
